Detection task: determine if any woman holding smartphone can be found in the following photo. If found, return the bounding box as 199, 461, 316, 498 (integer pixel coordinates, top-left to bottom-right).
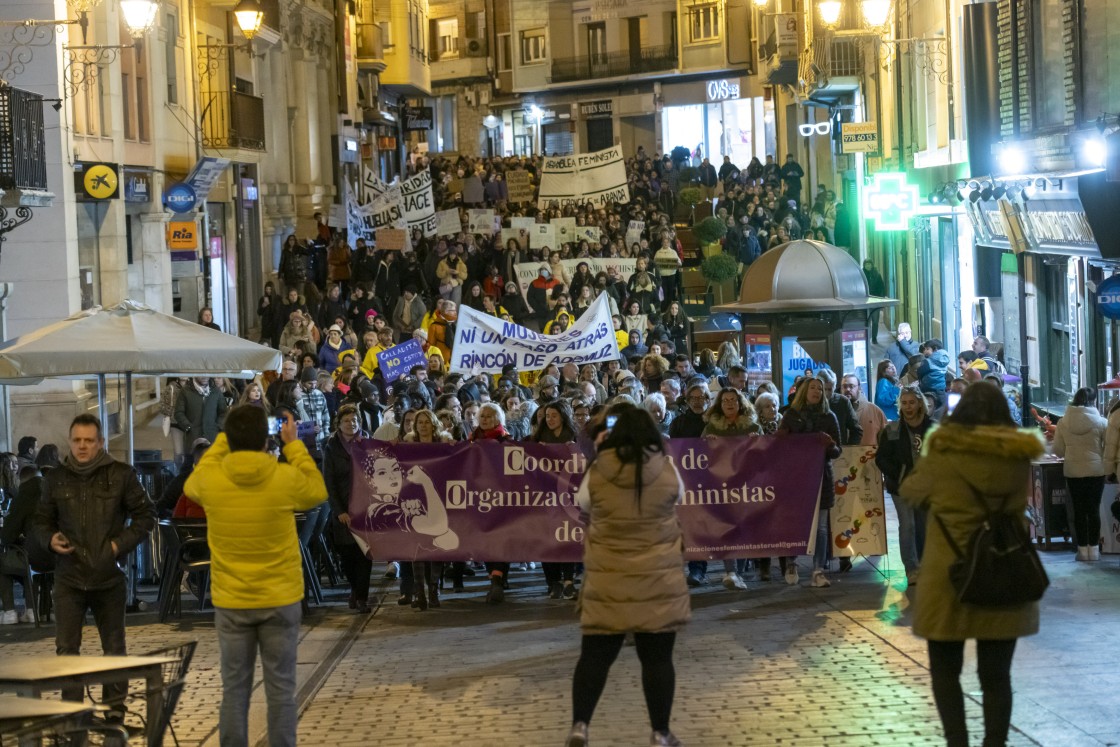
565, 404, 689, 747
875, 386, 933, 586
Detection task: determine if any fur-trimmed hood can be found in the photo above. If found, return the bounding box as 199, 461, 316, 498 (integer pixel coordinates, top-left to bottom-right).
704, 411, 761, 434
924, 423, 1045, 461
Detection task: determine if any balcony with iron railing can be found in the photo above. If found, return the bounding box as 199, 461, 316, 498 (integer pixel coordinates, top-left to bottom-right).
549, 44, 677, 84
0, 84, 47, 191
200, 90, 265, 151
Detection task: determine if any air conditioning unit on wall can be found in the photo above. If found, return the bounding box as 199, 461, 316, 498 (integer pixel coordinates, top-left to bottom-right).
465, 37, 486, 57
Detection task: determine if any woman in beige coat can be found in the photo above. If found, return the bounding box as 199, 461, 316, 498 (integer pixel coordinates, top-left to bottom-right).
565, 404, 689, 747
900, 381, 1045, 747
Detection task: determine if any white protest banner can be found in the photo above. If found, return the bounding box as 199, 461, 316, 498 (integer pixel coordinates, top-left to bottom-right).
401, 170, 438, 237
575, 225, 601, 244
511, 217, 536, 232
625, 220, 645, 249
514, 258, 637, 301
468, 208, 495, 235
531, 222, 557, 250
551, 217, 576, 244
360, 185, 405, 230
346, 182, 369, 241
449, 292, 620, 374
435, 208, 461, 237
362, 166, 390, 203
537, 145, 630, 210
328, 204, 345, 229
828, 446, 888, 558
506, 170, 534, 202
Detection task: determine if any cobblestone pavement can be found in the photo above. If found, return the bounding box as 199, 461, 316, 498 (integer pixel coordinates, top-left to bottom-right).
3, 550, 1118, 747
297, 552, 1120, 747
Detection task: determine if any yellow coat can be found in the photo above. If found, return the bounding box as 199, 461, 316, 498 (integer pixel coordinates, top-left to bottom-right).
360, 344, 390, 379
184, 433, 327, 609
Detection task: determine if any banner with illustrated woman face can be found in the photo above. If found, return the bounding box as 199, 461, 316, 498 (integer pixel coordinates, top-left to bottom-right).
346, 435, 829, 562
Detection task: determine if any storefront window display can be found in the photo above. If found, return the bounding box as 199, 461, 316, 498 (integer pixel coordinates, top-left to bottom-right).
661, 97, 768, 167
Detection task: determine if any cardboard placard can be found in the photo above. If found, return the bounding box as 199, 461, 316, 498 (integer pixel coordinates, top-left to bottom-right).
506, 171, 534, 203
375, 227, 408, 251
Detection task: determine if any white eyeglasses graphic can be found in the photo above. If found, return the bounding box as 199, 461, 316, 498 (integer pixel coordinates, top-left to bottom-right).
799, 122, 832, 136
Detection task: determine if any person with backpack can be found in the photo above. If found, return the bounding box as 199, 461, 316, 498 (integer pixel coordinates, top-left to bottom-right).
899, 381, 1045, 747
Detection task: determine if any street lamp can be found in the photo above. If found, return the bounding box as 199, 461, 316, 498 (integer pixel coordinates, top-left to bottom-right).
119, 0, 159, 39
818, 0, 843, 27
233, 0, 265, 41
860, 0, 892, 29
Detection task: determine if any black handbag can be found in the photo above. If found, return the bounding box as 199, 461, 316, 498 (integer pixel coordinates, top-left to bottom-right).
933, 491, 1049, 607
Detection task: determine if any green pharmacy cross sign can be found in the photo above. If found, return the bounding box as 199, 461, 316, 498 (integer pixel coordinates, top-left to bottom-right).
864, 172, 920, 232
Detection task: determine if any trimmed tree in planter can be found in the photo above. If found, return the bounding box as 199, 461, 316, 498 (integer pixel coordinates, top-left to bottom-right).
696, 217, 736, 305
677, 186, 703, 223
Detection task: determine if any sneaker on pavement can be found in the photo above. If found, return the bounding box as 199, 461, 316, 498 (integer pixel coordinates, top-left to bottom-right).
19, 608, 36, 624
549, 582, 563, 599
0, 610, 17, 625
784, 565, 799, 585
685, 573, 705, 588
562, 582, 578, 600
565, 721, 589, 747
384, 561, 400, 579
810, 569, 831, 588
838, 557, 853, 573
650, 730, 683, 746
1088, 546, 1101, 561
721, 573, 737, 590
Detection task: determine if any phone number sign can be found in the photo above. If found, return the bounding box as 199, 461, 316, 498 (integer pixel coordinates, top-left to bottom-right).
841, 122, 879, 153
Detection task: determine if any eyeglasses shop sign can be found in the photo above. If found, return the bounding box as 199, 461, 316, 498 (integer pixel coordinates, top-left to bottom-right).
403, 106, 434, 131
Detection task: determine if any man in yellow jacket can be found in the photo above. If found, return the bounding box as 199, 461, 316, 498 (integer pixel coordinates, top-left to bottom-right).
185, 405, 327, 747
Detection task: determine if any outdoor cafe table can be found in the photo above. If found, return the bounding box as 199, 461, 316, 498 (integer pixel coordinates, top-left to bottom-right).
0, 655, 177, 746
0, 694, 94, 732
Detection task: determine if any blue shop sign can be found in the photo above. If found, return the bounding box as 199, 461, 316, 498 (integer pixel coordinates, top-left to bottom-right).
780, 337, 831, 396
1097, 275, 1120, 319
163, 183, 197, 214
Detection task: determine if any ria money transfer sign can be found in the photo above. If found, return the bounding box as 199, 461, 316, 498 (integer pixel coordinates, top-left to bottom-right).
449, 292, 619, 374
537, 145, 630, 209
346, 435, 827, 562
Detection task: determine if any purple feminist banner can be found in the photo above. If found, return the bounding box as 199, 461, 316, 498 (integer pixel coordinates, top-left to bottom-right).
347, 435, 825, 562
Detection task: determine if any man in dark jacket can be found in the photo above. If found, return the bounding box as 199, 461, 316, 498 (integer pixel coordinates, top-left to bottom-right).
817, 370, 863, 445
32, 414, 155, 706
173, 378, 229, 445
669, 384, 709, 439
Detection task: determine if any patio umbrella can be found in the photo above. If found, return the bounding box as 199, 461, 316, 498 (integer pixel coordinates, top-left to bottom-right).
0, 300, 283, 609
0, 299, 282, 460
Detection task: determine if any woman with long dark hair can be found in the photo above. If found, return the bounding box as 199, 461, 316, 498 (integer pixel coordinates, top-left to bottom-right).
776, 377, 841, 588
900, 381, 1044, 747
532, 400, 580, 600
564, 405, 689, 747
324, 404, 373, 613
399, 409, 453, 610
1052, 386, 1107, 561
875, 359, 901, 420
